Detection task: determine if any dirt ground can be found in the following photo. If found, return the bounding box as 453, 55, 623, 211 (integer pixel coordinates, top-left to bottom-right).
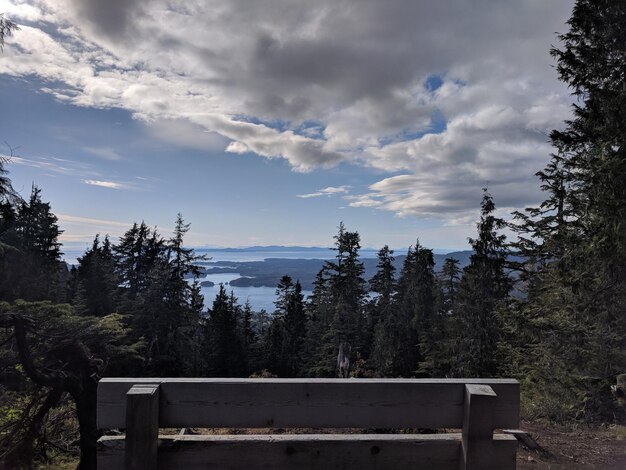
516, 421, 626, 469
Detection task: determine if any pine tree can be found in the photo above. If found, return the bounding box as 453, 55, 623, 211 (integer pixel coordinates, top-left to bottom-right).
301, 268, 332, 376
240, 300, 258, 373
371, 241, 439, 377
111, 216, 205, 376
366, 246, 396, 356
0, 186, 65, 302
204, 285, 244, 377
265, 276, 306, 376
439, 257, 461, 313
74, 235, 118, 316
453, 191, 510, 378
283, 280, 306, 376
306, 223, 366, 376
0, 13, 18, 50
511, 0, 626, 421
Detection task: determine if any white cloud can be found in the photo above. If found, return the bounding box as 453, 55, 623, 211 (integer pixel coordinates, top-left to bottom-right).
57, 212, 130, 228
0, 0, 576, 221
7, 154, 147, 191
82, 179, 126, 189
297, 185, 351, 198
56, 212, 131, 243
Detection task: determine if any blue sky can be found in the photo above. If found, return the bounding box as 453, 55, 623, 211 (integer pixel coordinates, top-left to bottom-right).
0, 1, 575, 251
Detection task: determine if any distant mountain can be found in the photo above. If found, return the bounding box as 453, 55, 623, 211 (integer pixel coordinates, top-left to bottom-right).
197, 246, 335, 252
195, 245, 382, 253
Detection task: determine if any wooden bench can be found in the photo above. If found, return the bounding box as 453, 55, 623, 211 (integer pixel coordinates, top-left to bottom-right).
97, 378, 519, 469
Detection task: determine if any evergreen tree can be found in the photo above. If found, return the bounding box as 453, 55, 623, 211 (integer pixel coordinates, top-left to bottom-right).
0, 186, 65, 302
264, 313, 287, 376
112, 216, 205, 376
371, 241, 439, 377
204, 285, 244, 377
301, 268, 333, 376
74, 235, 118, 316
265, 276, 306, 376
366, 245, 396, 357
511, 0, 626, 421
0, 13, 18, 50
439, 257, 461, 313
372, 246, 417, 377
453, 191, 510, 377
283, 279, 306, 376
306, 223, 366, 376
240, 300, 259, 373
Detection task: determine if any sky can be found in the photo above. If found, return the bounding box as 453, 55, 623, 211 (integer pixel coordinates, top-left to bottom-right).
0, 0, 575, 251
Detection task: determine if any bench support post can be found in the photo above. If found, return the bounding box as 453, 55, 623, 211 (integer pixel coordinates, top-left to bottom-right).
125, 384, 160, 470
460, 384, 495, 470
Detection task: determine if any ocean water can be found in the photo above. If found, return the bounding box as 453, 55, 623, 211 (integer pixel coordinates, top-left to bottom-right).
191, 249, 379, 312
195, 271, 313, 313
62, 248, 380, 312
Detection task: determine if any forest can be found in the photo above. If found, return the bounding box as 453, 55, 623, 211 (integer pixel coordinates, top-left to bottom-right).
0, 1, 625, 468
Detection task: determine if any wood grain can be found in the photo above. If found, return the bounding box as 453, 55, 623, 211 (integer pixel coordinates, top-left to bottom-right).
98, 378, 519, 430
124, 384, 159, 470
98, 433, 517, 470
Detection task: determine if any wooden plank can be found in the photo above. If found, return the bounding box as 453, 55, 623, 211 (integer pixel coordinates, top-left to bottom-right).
98, 433, 516, 470
125, 384, 160, 470
460, 385, 516, 470
98, 378, 519, 430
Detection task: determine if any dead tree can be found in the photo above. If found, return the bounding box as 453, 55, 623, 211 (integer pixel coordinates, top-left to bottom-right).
336, 342, 351, 378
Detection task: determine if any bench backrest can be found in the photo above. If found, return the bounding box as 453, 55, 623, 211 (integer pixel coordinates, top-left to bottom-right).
97, 378, 519, 470
98, 377, 519, 429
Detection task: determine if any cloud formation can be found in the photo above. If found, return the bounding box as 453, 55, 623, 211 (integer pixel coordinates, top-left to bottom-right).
0, 0, 575, 221
82, 179, 126, 190
297, 185, 351, 198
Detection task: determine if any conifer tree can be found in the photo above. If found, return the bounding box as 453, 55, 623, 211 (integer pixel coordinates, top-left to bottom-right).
0, 13, 18, 50
511, 0, 626, 420
112, 216, 204, 376
283, 279, 306, 376
240, 300, 259, 373
365, 246, 396, 357
74, 235, 118, 316
204, 286, 244, 377
371, 246, 416, 377
0, 186, 65, 302
439, 257, 461, 313
264, 276, 306, 376
453, 191, 510, 377
306, 223, 366, 376
371, 241, 440, 377
301, 268, 332, 376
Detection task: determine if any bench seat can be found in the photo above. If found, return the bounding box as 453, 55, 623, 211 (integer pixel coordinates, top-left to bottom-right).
98, 433, 517, 470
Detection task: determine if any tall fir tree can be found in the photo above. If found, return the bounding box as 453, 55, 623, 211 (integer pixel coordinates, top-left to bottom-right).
366, 245, 396, 357
439, 257, 461, 313
371, 241, 439, 377
511, 0, 626, 421
74, 235, 118, 316
306, 223, 366, 376
0, 186, 66, 302
453, 191, 510, 378
204, 285, 245, 377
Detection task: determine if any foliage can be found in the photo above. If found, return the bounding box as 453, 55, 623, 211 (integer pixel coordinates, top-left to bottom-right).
0, 301, 142, 469
453, 191, 510, 378
0, 13, 18, 50
303, 223, 367, 377
511, 0, 626, 422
